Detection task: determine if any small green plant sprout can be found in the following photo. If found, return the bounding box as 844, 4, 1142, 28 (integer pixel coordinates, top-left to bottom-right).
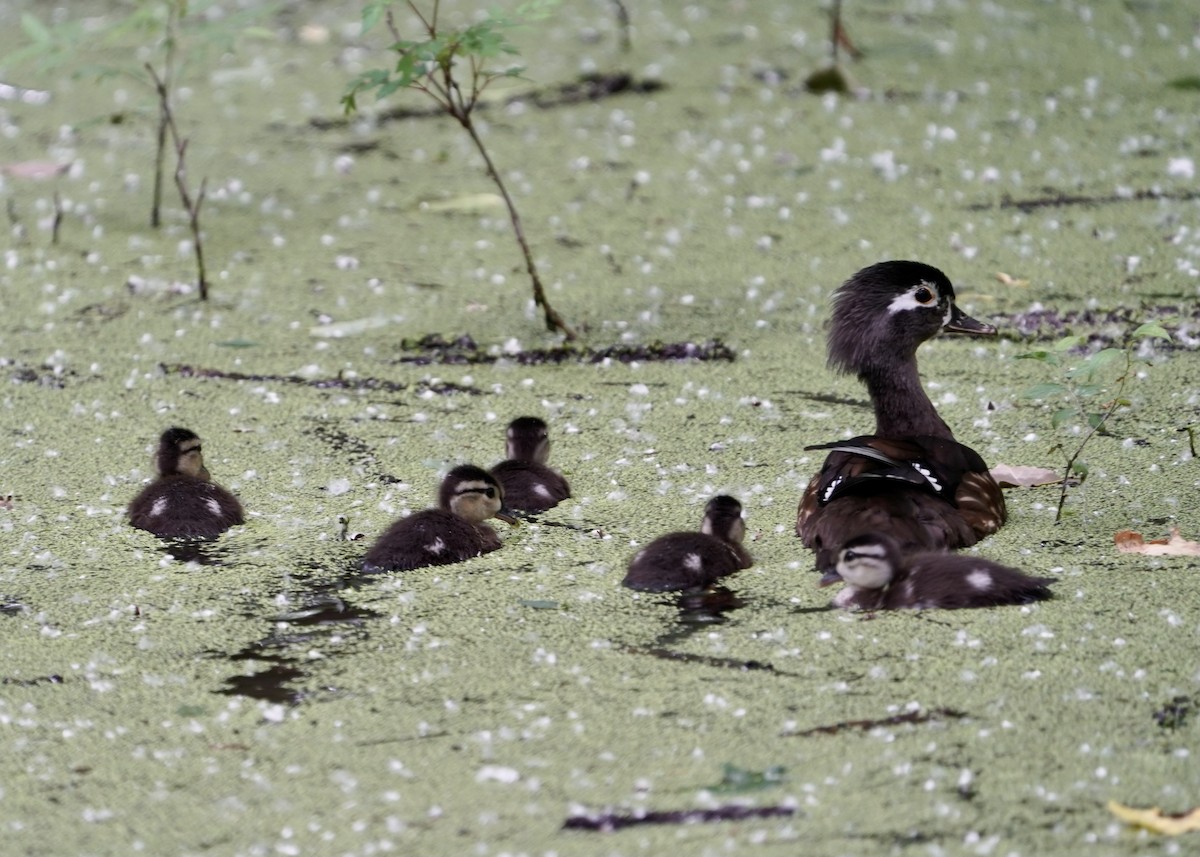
343, 0, 577, 340
1019, 320, 1174, 523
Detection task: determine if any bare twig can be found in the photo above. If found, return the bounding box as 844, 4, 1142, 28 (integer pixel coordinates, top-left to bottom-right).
146, 62, 210, 300
52, 191, 63, 245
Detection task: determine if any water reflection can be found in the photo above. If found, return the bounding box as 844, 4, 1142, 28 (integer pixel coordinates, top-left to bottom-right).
211, 557, 381, 704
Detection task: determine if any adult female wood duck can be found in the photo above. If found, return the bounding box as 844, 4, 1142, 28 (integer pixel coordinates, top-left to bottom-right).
362, 465, 517, 572
822, 532, 1054, 611
490, 416, 571, 513
796, 261, 1008, 574
623, 495, 753, 592
128, 427, 245, 539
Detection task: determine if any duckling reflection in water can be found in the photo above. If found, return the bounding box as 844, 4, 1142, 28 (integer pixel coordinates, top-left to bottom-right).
362, 465, 517, 572
128, 427, 244, 539
623, 495, 753, 592
824, 532, 1054, 611
490, 416, 571, 513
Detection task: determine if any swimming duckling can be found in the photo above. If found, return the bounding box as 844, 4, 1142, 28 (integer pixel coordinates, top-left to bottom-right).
823, 532, 1054, 611
490, 416, 571, 513
797, 261, 1007, 575
362, 465, 517, 572
128, 427, 244, 539
623, 495, 753, 592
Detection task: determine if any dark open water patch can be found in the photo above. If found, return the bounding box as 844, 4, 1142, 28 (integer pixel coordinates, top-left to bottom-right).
161, 363, 483, 395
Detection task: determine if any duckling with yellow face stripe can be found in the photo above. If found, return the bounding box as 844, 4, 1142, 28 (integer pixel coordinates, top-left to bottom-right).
362, 465, 518, 572
128, 427, 245, 539
824, 532, 1053, 611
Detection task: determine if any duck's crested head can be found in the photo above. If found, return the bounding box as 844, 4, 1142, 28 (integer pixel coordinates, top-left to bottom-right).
699, 494, 746, 545
440, 464, 511, 524
156, 427, 210, 480
827, 261, 995, 376
834, 531, 900, 590
504, 416, 551, 463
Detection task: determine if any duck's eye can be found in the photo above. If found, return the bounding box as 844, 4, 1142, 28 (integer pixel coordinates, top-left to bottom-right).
914, 286, 935, 304
484, 487, 496, 499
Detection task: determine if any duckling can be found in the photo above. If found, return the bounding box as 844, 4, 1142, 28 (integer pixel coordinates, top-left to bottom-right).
490, 416, 571, 513
796, 261, 1007, 574
128, 427, 244, 539
362, 465, 517, 572
823, 532, 1054, 611
623, 495, 753, 592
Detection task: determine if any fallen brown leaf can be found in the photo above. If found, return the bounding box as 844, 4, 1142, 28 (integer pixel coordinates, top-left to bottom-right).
1107, 800, 1200, 835
1114, 527, 1200, 557
989, 463, 1063, 488
995, 271, 1030, 287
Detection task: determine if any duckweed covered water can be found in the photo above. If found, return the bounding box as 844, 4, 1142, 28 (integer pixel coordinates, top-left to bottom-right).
1, 1, 1198, 855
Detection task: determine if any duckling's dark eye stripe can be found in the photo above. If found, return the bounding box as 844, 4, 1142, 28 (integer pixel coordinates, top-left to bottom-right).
456, 486, 497, 498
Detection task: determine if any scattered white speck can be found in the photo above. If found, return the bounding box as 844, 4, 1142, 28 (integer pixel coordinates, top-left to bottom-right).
476, 765, 520, 784
327, 478, 352, 496
1167, 157, 1194, 179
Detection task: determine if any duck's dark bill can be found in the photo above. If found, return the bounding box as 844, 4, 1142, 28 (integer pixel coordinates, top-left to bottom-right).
818, 569, 843, 587
945, 304, 997, 336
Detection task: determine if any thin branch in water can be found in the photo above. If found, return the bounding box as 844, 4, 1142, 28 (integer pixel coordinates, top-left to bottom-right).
146, 62, 210, 300
51, 191, 63, 245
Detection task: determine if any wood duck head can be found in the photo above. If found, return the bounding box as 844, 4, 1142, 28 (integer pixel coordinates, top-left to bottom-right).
438, 465, 518, 525
156, 427, 211, 481
827, 261, 996, 438
504, 416, 552, 464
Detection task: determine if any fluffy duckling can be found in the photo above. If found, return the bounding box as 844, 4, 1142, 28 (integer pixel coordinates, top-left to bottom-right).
797, 261, 1007, 574
623, 495, 753, 592
490, 416, 571, 513
362, 465, 517, 572
823, 532, 1054, 611
128, 427, 244, 539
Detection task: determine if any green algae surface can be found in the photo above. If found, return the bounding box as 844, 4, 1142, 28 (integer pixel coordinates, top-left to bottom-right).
1, 1, 1199, 855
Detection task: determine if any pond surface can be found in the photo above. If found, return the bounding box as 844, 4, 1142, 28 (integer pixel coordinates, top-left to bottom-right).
1, 1, 1198, 854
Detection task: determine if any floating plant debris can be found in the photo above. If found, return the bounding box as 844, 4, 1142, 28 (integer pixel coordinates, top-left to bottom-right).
2, 674, 64, 687
311, 72, 664, 129
968, 188, 1200, 213
395, 333, 736, 366
564, 804, 795, 832
992, 306, 1192, 344
161, 363, 482, 395
1154, 696, 1194, 730
782, 706, 966, 737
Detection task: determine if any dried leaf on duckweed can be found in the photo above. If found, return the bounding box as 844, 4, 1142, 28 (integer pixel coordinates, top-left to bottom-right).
419, 193, 504, 214
994, 271, 1030, 287
989, 463, 1063, 488
1114, 527, 1200, 556
1107, 800, 1200, 835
